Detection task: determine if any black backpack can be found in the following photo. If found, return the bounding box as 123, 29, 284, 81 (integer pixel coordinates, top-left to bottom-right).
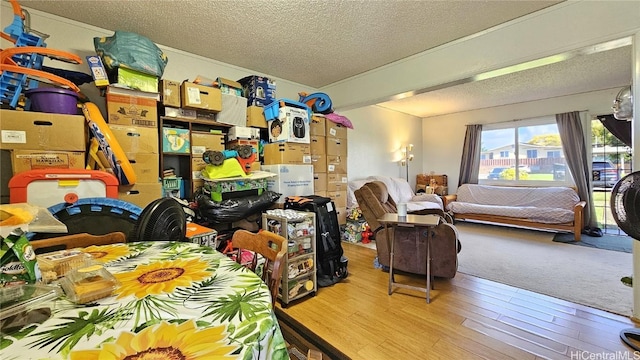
284, 195, 348, 287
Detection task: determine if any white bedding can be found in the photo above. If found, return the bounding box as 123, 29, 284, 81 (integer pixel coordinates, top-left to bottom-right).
447, 184, 580, 224
347, 176, 443, 211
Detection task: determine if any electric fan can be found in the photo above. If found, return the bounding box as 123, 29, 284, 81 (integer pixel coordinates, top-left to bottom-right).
610, 171, 640, 350
131, 198, 187, 241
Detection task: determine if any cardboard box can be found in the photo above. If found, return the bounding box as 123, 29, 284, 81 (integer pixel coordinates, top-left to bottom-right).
0, 110, 86, 151
192, 179, 204, 193
313, 173, 327, 192
181, 82, 222, 111
216, 77, 243, 96
228, 126, 260, 141
325, 137, 347, 156
227, 139, 259, 162
164, 107, 196, 119
268, 105, 310, 144
327, 190, 347, 208
336, 206, 347, 225
315, 190, 327, 198
325, 120, 348, 139
249, 161, 261, 172
237, 75, 276, 107
310, 135, 326, 155
162, 127, 190, 153
190, 132, 225, 155
261, 164, 314, 203
191, 157, 206, 179
310, 155, 327, 174
327, 173, 348, 192
86, 55, 109, 87
326, 155, 347, 173
11, 150, 85, 174
246, 106, 267, 128
216, 93, 247, 126
118, 183, 162, 209
263, 142, 311, 165
108, 124, 159, 154
310, 115, 326, 136
160, 79, 181, 107
106, 87, 158, 127
128, 153, 159, 183
1, 150, 11, 204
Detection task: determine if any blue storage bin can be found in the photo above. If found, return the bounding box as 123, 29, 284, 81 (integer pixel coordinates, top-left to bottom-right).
263, 98, 312, 122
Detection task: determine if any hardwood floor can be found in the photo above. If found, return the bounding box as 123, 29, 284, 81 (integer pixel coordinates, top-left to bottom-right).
276, 242, 639, 359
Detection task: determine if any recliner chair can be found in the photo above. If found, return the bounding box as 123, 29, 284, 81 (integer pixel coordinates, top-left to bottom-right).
354, 181, 460, 278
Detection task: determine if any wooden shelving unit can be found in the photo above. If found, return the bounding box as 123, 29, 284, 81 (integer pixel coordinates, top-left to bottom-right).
159, 115, 231, 199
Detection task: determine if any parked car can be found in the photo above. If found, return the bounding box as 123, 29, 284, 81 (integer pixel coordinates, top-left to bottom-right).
592, 161, 619, 188
517, 164, 531, 173
487, 167, 508, 180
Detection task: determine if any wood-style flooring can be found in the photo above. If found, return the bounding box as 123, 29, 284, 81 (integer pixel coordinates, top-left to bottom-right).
276, 242, 639, 360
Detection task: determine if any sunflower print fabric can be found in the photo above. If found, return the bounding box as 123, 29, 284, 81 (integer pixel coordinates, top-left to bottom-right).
0, 242, 289, 360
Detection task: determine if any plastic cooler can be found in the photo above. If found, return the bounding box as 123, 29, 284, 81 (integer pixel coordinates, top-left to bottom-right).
8, 169, 119, 208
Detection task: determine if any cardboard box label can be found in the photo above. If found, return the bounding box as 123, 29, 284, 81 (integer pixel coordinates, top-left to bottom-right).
12, 150, 85, 174
1, 130, 26, 144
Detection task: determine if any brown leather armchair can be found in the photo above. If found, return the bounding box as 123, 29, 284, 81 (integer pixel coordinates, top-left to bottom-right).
354, 181, 460, 278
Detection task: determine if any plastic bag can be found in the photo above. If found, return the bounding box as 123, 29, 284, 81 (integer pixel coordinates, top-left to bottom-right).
196, 191, 281, 224
0, 228, 41, 286
94, 30, 168, 77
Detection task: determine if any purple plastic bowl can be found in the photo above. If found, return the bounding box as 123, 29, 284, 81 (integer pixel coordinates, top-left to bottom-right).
25, 87, 79, 115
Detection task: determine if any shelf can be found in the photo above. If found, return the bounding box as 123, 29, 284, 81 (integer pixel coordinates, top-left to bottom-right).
162, 152, 191, 156
263, 211, 317, 306
160, 116, 232, 128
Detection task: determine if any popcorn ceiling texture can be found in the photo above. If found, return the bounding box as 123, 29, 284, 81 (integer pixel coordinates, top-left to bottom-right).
18, 0, 559, 88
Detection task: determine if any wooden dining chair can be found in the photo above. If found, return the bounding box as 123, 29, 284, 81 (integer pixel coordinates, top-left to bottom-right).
231, 229, 287, 306
30, 232, 127, 254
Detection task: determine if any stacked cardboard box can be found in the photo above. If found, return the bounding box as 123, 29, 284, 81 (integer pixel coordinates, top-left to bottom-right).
105, 86, 162, 208
261, 101, 314, 204
0, 110, 87, 204
191, 131, 225, 193
322, 117, 348, 224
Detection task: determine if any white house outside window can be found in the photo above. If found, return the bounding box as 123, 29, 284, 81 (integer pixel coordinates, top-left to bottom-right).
479, 116, 571, 186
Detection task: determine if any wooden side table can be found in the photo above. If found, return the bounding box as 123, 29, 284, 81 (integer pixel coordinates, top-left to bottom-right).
377, 213, 441, 303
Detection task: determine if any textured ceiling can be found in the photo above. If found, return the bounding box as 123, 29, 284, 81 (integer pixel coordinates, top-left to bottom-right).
378, 44, 632, 118
20, 0, 561, 88
17, 1, 631, 118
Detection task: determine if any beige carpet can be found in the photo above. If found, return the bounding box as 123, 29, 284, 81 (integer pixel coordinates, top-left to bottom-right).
455, 221, 634, 316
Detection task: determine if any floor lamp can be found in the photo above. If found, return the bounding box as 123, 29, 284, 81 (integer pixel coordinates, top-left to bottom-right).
400, 144, 414, 181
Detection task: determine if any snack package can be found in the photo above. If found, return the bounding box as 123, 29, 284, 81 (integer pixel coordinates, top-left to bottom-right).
0, 228, 41, 286
60, 264, 119, 304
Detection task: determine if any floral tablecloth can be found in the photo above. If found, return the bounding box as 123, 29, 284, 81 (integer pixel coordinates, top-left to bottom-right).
1, 241, 289, 360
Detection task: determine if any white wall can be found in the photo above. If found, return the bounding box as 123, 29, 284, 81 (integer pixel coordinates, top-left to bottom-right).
341, 106, 422, 188
423, 87, 625, 190
0, 4, 317, 118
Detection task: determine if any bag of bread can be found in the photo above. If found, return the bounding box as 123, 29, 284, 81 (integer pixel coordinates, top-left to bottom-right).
0, 228, 41, 287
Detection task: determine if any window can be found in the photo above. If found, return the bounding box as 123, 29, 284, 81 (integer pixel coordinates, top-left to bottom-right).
479, 116, 569, 185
